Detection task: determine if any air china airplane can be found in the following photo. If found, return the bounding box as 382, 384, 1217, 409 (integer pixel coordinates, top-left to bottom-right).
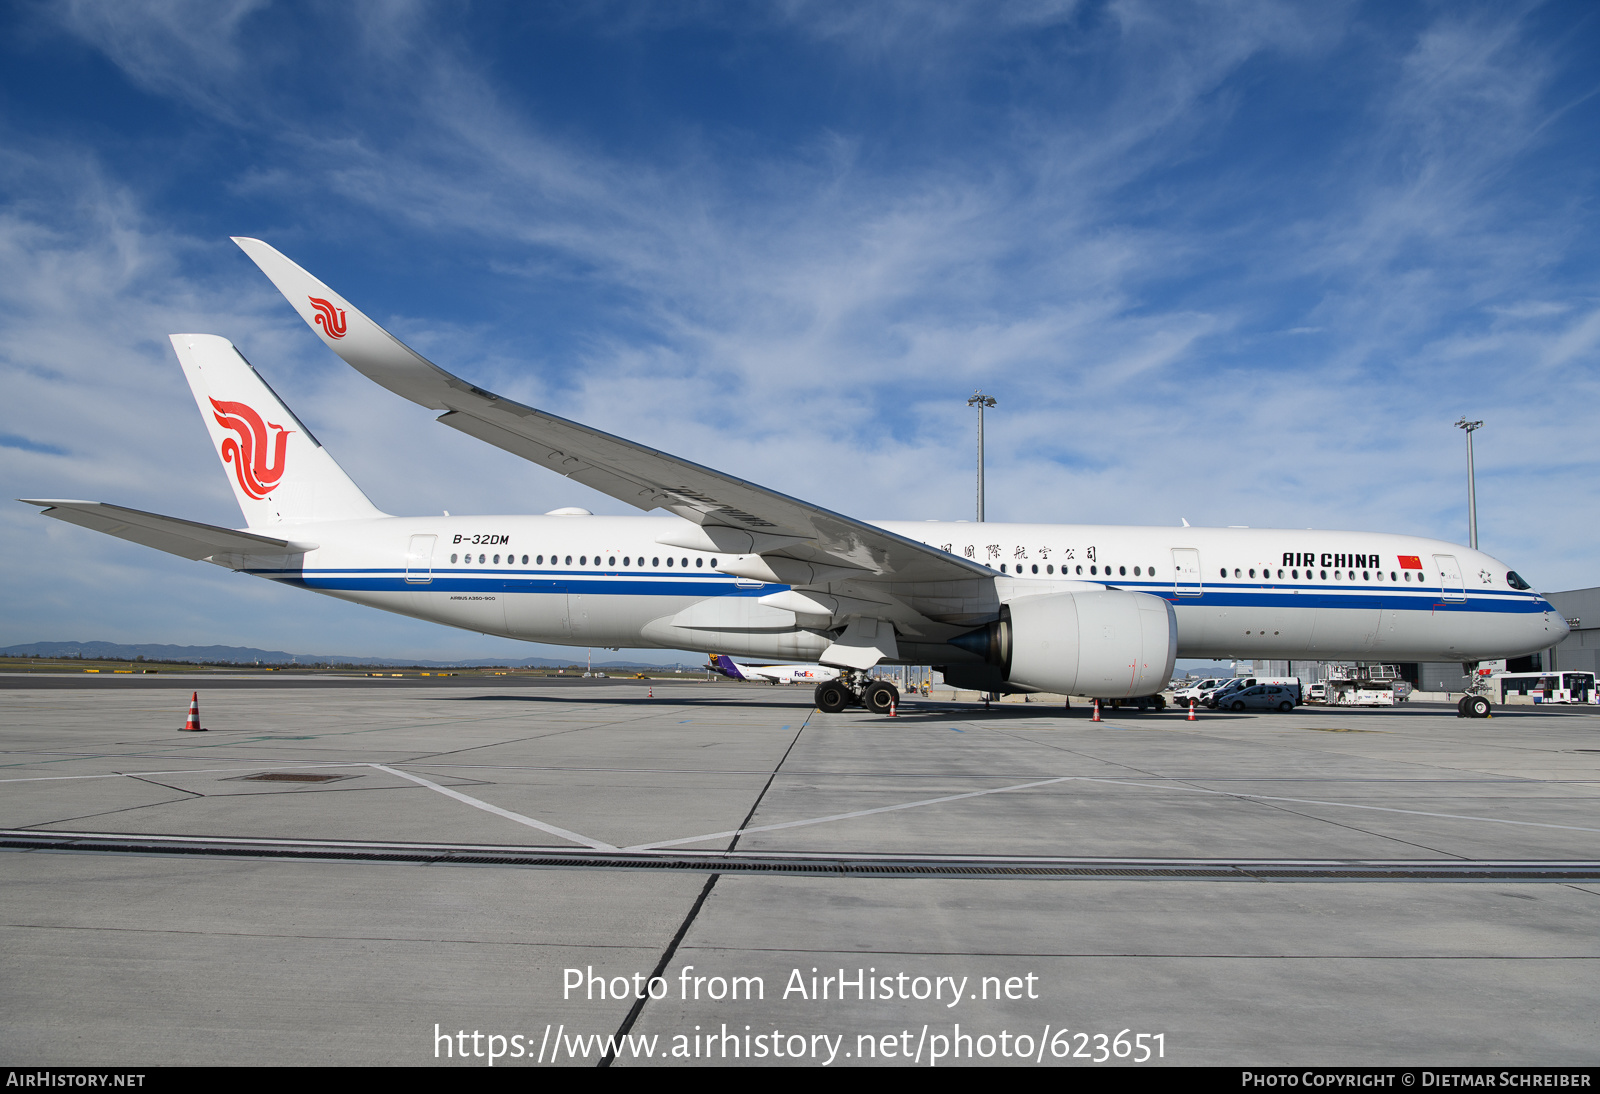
24, 238, 1567, 716
707, 655, 842, 686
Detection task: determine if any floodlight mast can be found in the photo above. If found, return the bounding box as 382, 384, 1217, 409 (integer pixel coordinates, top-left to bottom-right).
967, 391, 996, 522
1455, 417, 1484, 550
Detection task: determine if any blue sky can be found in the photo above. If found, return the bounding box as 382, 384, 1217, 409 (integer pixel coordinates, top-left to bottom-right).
2, 1, 1597, 662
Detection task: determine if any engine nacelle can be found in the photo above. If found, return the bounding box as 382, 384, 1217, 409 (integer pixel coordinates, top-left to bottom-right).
949, 590, 1177, 699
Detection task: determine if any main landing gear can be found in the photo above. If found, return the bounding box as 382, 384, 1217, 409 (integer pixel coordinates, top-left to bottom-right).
1457, 694, 1492, 718
815, 671, 900, 715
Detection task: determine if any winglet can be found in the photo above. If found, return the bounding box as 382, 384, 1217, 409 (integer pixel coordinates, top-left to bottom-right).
232, 237, 460, 411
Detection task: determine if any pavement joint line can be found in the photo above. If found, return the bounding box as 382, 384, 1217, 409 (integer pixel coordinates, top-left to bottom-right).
627, 775, 1078, 850
631, 770, 1600, 852
367, 763, 617, 850
0, 762, 378, 783
598, 709, 813, 1066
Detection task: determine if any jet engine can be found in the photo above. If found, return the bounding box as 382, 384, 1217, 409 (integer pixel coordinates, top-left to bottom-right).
948, 590, 1177, 698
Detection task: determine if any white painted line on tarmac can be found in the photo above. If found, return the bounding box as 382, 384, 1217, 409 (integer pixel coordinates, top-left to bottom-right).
627, 776, 1076, 850
629, 771, 1600, 851
369, 764, 616, 850
1090, 777, 1600, 835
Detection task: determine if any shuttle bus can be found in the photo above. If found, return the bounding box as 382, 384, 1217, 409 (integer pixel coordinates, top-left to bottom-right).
1495, 672, 1596, 705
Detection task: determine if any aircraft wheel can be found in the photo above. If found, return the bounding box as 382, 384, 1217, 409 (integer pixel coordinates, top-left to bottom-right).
1152, 694, 1166, 711
1456, 696, 1471, 719
863, 682, 898, 715
815, 682, 849, 714
1468, 695, 1491, 718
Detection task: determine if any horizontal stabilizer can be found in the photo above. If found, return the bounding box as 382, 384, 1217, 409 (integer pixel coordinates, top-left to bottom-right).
22, 500, 316, 561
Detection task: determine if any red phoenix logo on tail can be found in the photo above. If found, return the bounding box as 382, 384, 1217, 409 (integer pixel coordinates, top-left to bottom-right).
308, 296, 348, 339
210, 398, 293, 500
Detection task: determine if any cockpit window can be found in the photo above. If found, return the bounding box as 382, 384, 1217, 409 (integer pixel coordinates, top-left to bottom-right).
1506, 571, 1531, 590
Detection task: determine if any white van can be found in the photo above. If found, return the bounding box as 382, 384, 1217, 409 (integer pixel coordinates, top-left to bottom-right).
1173, 678, 1228, 706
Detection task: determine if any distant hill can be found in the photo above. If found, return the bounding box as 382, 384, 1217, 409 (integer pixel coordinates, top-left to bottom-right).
0, 641, 693, 670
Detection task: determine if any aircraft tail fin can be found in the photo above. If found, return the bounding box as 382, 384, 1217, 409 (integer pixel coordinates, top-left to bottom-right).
170, 334, 386, 527
714, 654, 747, 680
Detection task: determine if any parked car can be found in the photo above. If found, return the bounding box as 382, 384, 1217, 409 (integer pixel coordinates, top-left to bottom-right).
1204, 677, 1301, 708
1217, 684, 1297, 712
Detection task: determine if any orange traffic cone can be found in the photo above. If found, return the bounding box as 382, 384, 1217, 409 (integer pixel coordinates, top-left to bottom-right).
181, 691, 205, 732
889, 699, 897, 717
1092, 700, 1101, 723
648, 687, 653, 699
1188, 700, 1197, 721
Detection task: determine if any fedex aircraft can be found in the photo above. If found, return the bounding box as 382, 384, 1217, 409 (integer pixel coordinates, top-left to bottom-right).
24, 239, 1568, 716
707, 655, 842, 686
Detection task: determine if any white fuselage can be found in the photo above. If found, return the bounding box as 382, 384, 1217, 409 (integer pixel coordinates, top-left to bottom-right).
237, 515, 1565, 666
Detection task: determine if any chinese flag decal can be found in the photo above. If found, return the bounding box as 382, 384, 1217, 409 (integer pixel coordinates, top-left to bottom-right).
1398, 555, 1423, 570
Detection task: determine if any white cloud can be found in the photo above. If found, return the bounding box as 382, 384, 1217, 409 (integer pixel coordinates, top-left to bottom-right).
5, 1, 1597, 660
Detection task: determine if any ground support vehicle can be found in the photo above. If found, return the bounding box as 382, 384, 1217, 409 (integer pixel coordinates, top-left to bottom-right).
1322, 666, 1407, 707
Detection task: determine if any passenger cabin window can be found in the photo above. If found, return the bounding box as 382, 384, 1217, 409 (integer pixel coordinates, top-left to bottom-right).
652, 557, 660, 567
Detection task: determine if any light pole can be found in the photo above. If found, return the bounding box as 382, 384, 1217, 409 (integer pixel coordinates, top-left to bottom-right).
1455, 418, 1483, 549
967, 391, 996, 522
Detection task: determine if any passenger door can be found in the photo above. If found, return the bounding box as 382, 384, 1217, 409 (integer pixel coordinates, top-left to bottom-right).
1172, 549, 1202, 596
1433, 554, 1466, 603
404, 535, 436, 584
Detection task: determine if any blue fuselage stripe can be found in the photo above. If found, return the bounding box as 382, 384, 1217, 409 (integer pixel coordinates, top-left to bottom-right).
243, 568, 1552, 615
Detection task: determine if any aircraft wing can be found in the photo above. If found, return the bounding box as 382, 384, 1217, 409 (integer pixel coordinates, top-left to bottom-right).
22, 500, 316, 561
233, 237, 989, 585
